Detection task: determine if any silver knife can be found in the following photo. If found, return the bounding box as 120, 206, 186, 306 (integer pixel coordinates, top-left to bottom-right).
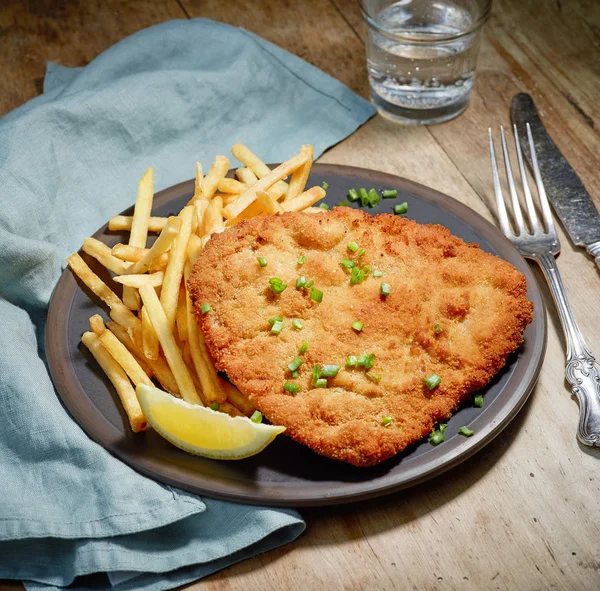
511, 93, 600, 267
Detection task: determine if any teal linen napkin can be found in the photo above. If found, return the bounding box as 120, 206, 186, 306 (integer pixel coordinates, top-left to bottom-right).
0, 18, 375, 590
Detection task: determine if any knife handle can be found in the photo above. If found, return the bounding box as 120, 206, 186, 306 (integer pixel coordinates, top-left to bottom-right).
586, 241, 600, 270
536, 252, 600, 446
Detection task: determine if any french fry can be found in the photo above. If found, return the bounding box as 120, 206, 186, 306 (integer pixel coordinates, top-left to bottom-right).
124, 167, 154, 310
108, 215, 167, 233
113, 271, 164, 288
222, 151, 309, 219
125, 217, 181, 275
82, 237, 130, 275
112, 245, 169, 271
106, 321, 180, 395
219, 379, 256, 417
217, 178, 247, 194
285, 144, 314, 201
183, 261, 227, 404
99, 330, 154, 389
220, 194, 239, 206
81, 331, 147, 432
67, 253, 139, 331
186, 233, 203, 266
304, 206, 326, 214
176, 283, 188, 342
235, 166, 258, 186
231, 143, 288, 195
200, 198, 225, 236
218, 401, 245, 418
202, 156, 230, 200
256, 190, 284, 215
89, 314, 106, 337
139, 283, 201, 405
141, 306, 159, 361
281, 186, 326, 212
160, 206, 194, 330
194, 162, 203, 199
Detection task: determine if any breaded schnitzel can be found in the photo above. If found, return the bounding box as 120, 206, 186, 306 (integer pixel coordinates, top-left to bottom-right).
188, 208, 533, 466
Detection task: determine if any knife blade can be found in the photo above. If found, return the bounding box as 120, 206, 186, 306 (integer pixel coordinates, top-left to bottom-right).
511, 93, 600, 265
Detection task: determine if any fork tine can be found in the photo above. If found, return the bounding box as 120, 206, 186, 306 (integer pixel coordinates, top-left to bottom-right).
500, 126, 525, 235
526, 123, 556, 234
513, 124, 541, 233
488, 128, 512, 237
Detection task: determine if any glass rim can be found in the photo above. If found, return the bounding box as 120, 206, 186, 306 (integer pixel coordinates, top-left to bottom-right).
359, 0, 492, 43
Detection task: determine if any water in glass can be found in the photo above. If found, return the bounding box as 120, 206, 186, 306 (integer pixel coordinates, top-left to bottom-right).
367, 0, 483, 123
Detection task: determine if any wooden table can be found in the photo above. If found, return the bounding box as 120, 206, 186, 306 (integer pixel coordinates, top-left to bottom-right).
1, 1, 599, 589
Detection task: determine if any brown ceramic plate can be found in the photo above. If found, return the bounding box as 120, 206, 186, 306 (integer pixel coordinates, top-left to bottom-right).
46, 164, 546, 507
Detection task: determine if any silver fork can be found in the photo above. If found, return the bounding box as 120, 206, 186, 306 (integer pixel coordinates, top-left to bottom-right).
489, 123, 600, 447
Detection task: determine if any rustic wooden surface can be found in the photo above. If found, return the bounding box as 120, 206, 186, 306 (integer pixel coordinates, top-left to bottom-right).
1, 0, 600, 589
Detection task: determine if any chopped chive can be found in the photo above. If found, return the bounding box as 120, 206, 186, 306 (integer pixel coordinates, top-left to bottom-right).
320, 365, 340, 378
269, 277, 287, 294
366, 371, 382, 383
338, 201, 349, 207
250, 410, 263, 424
459, 426, 475, 437
367, 188, 380, 207
373, 270, 383, 277
358, 249, 366, 257
474, 394, 484, 408
210, 401, 220, 411
350, 266, 365, 285
292, 319, 304, 330
201, 303, 211, 315
429, 430, 445, 445
297, 255, 306, 265
310, 287, 323, 302
347, 188, 359, 202
340, 259, 355, 269
364, 353, 376, 369
358, 188, 369, 207
346, 355, 358, 367
439, 423, 448, 433
288, 357, 303, 372
296, 276, 307, 289
305, 279, 314, 289
382, 189, 398, 199
299, 340, 309, 354
314, 378, 328, 388
382, 416, 393, 426
433, 323, 443, 335
394, 202, 408, 215
362, 265, 371, 276
284, 382, 300, 395
322, 181, 329, 190
352, 321, 364, 332
268, 315, 283, 325
424, 373, 441, 390
380, 282, 391, 296
292, 371, 299, 379
347, 241, 359, 252
257, 257, 268, 267
319, 203, 329, 210
312, 364, 322, 383
357, 354, 368, 367
271, 319, 283, 334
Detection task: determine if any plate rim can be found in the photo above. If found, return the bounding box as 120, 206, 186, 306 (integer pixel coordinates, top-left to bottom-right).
46, 163, 547, 506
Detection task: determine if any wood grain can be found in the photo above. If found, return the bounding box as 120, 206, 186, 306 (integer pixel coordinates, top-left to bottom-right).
2, 0, 600, 589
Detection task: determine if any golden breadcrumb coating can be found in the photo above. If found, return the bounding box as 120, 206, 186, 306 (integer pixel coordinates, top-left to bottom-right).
188, 208, 533, 466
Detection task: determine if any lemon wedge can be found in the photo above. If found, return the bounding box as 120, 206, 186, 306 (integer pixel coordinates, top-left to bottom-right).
136, 384, 285, 460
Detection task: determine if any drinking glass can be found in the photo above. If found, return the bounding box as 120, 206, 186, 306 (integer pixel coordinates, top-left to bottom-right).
360, 0, 492, 124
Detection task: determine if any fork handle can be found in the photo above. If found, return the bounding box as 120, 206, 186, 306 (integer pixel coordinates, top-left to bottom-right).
585, 241, 600, 270
535, 252, 600, 446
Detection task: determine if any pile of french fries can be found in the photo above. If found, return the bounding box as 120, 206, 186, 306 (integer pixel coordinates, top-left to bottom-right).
67, 143, 325, 432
